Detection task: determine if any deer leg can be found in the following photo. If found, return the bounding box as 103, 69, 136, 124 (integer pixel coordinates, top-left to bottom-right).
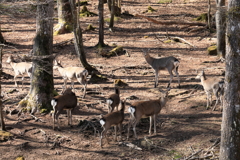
149, 116, 153, 135
167, 70, 174, 88
153, 114, 157, 135
114, 125, 117, 141
154, 70, 159, 88
71, 80, 75, 92
14, 75, 18, 88
174, 67, 180, 87
119, 123, 122, 141
206, 91, 210, 109
100, 128, 106, 147
212, 89, 219, 111
127, 117, 133, 140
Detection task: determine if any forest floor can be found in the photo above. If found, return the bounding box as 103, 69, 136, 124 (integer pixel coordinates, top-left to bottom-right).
0, 0, 225, 159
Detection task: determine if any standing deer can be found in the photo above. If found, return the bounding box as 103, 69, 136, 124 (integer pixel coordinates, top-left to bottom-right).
99, 100, 125, 147
6, 55, 32, 90
195, 70, 224, 111
127, 88, 170, 140
51, 88, 78, 130
142, 49, 180, 88
53, 60, 88, 98
106, 87, 120, 113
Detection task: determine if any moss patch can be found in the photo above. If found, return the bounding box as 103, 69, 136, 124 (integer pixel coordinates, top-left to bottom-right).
114, 79, 128, 87
16, 156, 25, 160
194, 13, 209, 22
80, 5, 97, 17
207, 45, 217, 55
143, 6, 157, 13
90, 74, 108, 83
158, 0, 172, 4
0, 131, 13, 141
86, 24, 95, 31
104, 16, 121, 23
100, 46, 124, 58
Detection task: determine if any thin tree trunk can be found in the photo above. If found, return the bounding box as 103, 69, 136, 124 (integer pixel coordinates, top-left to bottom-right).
220, 1, 240, 159
207, 0, 211, 29
54, 0, 73, 35
0, 45, 5, 131
0, 26, 5, 44
18, 0, 54, 114
69, 0, 97, 72
216, 0, 226, 58
98, 0, 105, 47
109, 0, 115, 30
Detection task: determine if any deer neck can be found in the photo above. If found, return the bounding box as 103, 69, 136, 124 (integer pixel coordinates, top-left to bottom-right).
145, 54, 154, 65
160, 97, 167, 107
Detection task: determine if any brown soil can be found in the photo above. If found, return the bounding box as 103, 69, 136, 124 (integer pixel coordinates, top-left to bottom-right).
0, 0, 224, 159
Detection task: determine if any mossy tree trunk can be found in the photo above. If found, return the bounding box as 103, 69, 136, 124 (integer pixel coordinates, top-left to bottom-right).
54, 0, 73, 35
216, 0, 226, 58
69, 0, 97, 72
220, 1, 240, 159
0, 45, 5, 131
18, 0, 54, 114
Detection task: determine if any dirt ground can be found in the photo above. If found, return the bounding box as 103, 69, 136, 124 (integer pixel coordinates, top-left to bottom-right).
0, 0, 225, 159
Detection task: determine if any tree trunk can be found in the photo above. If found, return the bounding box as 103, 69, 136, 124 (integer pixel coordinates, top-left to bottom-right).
54, 0, 73, 35
207, 0, 211, 29
216, 0, 226, 58
0, 26, 5, 44
107, 0, 121, 16
220, 1, 240, 159
69, 0, 97, 72
98, 0, 105, 47
18, 0, 54, 114
109, 0, 115, 30
0, 45, 5, 131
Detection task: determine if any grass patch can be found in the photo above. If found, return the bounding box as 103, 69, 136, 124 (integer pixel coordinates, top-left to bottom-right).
158, 0, 172, 4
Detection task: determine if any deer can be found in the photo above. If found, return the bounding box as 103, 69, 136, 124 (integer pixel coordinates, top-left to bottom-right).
6, 55, 32, 90
142, 49, 180, 88
51, 88, 78, 130
53, 60, 88, 98
127, 88, 170, 140
99, 100, 125, 147
106, 87, 120, 113
195, 70, 225, 111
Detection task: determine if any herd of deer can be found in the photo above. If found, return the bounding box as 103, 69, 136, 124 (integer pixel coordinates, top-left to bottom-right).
6, 49, 225, 147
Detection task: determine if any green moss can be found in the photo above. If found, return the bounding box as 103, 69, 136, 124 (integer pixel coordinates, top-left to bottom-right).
114, 79, 128, 87
40, 109, 48, 113
53, 90, 59, 96
104, 17, 121, 23
100, 46, 124, 58
16, 156, 25, 160
147, 6, 157, 12
194, 13, 209, 22
80, 5, 97, 17
158, 0, 172, 4
164, 40, 173, 43
86, 24, 95, 31
0, 131, 13, 141
207, 45, 217, 55
90, 74, 108, 83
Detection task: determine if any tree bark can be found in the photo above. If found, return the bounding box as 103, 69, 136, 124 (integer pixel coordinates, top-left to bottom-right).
97, 0, 105, 47
0, 26, 5, 44
18, 0, 54, 114
215, 0, 226, 58
109, 0, 115, 30
220, 1, 240, 159
54, 0, 73, 35
0, 45, 5, 131
69, 0, 97, 72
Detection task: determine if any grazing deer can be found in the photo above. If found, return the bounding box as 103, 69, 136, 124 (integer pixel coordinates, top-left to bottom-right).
106, 87, 120, 113
127, 88, 170, 140
195, 70, 224, 111
142, 49, 180, 88
51, 88, 78, 130
53, 60, 88, 98
6, 55, 32, 89
99, 100, 125, 147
